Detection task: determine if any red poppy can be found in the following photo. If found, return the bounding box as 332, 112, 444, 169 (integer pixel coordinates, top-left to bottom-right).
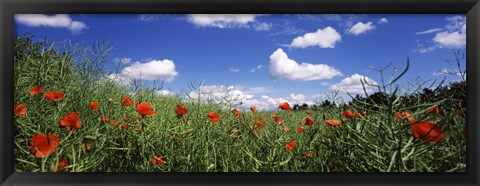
208, 112, 220, 123
29, 85, 44, 95
55, 91, 65, 100
272, 115, 285, 125
30, 133, 60, 158
232, 109, 241, 117
136, 102, 156, 117
45, 90, 64, 102
410, 121, 445, 143
395, 112, 416, 123
279, 102, 291, 112
297, 126, 304, 133
59, 112, 81, 131
255, 121, 265, 127
344, 110, 356, 119
426, 105, 440, 115
122, 123, 129, 129
303, 116, 315, 126
285, 141, 296, 151
121, 96, 134, 107
175, 103, 189, 117
84, 144, 92, 150
101, 115, 109, 123
51, 158, 69, 172
250, 106, 256, 112
89, 102, 99, 111
303, 152, 316, 158
325, 119, 341, 127
14, 104, 27, 118
112, 120, 120, 127
152, 155, 166, 166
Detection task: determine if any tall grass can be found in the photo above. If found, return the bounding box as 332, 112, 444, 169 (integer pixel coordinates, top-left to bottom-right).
13, 35, 466, 172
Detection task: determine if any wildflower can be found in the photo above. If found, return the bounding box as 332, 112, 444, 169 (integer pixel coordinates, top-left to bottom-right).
255, 121, 265, 127
59, 112, 81, 131
284, 127, 290, 132
394, 112, 416, 123
232, 109, 241, 117
89, 102, 99, 111
250, 106, 256, 112
136, 102, 156, 117
303, 116, 315, 126
297, 126, 304, 133
303, 152, 316, 158
152, 155, 166, 166
279, 102, 291, 112
137, 125, 143, 133
122, 123, 129, 129
101, 115, 109, 123
272, 115, 285, 125
426, 105, 440, 116
28, 85, 44, 95
14, 104, 27, 118
83, 144, 92, 150
285, 141, 296, 151
175, 102, 188, 117
410, 121, 445, 143
30, 133, 60, 158
45, 90, 64, 102
112, 120, 120, 127
208, 112, 220, 123
325, 119, 341, 127
50, 158, 69, 172
344, 110, 355, 119
121, 96, 134, 107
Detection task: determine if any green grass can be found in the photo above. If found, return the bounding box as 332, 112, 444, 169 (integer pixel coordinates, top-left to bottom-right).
13, 35, 466, 172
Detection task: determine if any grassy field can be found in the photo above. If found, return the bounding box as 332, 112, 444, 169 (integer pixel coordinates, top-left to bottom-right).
13, 36, 467, 172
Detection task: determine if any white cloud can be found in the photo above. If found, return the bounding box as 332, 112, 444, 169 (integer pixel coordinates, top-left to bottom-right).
156, 90, 175, 96
230, 67, 240, 72
114, 58, 132, 65
348, 22, 375, 35
243, 86, 276, 94
330, 74, 378, 95
269, 48, 342, 81
254, 22, 272, 31
290, 27, 342, 48
415, 28, 443, 35
121, 59, 178, 82
103, 73, 132, 87
250, 65, 263, 73
15, 14, 88, 33
433, 67, 450, 76
187, 14, 258, 29
378, 18, 389, 24
290, 93, 305, 102
414, 15, 466, 53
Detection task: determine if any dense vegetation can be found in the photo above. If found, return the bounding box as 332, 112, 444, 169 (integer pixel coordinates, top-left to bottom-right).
14, 35, 466, 172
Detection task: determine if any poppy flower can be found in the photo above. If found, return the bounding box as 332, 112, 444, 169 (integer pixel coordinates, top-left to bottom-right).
137, 125, 143, 133
136, 102, 156, 117
122, 123, 129, 129
232, 109, 241, 117
121, 96, 134, 107
285, 141, 296, 151
50, 158, 69, 172
112, 120, 120, 127
101, 115, 109, 123
272, 115, 285, 125
83, 144, 92, 150
29, 85, 44, 95
152, 155, 166, 166
344, 110, 355, 119
14, 104, 27, 118
45, 90, 65, 102
59, 112, 82, 131
325, 119, 341, 127
250, 106, 256, 112
426, 105, 440, 116
410, 121, 445, 143
297, 126, 304, 133
303, 116, 315, 126
360, 111, 367, 119
208, 112, 220, 123
175, 103, 189, 117
30, 133, 60, 158
284, 127, 290, 132
255, 121, 265, 127
89, 102, 99, 111
279, 102, 291, 112
303, 152, 316, 158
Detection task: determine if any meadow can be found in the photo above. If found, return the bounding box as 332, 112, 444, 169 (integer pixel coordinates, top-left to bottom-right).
13, 35, 467, 172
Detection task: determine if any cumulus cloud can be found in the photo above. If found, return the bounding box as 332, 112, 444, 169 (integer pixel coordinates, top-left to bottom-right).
254, 22, 272, 31
230, 67, 240, 73
348, 22, 375, 35
156, 90, 175, 96
290, 93, 305, 102
121, 59, 178, 82
103, 73, 133, 87
15, 14, 88, 33
269, 48, 342, 81
414, 15, 466, 53
187, 14, 259, 29
290, 27, 342, 48
330, 74, 378, 95
378, 18, 389, 24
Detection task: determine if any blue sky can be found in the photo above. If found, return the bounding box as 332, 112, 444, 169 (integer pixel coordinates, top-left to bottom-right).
14, 14, 466, 110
